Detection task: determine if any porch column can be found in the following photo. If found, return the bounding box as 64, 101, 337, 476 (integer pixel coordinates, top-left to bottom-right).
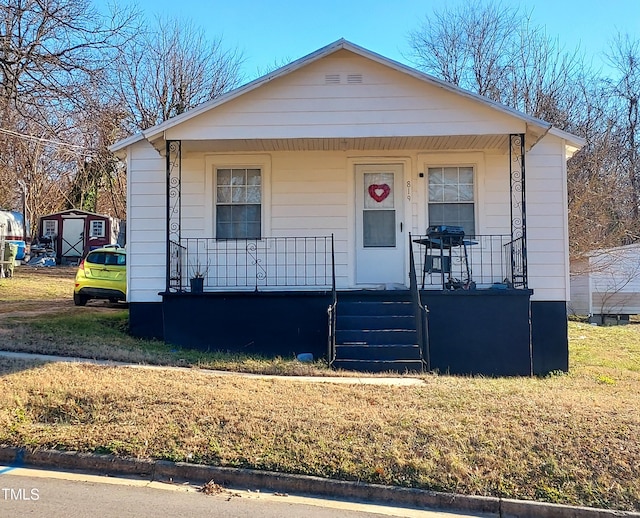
509, 133, 528, 288
166, 140, 182, 292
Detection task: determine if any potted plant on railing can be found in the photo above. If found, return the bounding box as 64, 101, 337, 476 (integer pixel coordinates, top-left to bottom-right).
189, 262, 208, 294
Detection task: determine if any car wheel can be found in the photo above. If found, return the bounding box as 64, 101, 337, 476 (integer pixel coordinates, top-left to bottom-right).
108, 297, 119, 303
73, 293, 88, 306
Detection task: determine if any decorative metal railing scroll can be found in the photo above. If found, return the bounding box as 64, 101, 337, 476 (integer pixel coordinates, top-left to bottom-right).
509, 134, 528, 288
166, 140, 182, 292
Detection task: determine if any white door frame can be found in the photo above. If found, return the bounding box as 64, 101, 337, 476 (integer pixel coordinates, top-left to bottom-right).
354, 163, 407, 286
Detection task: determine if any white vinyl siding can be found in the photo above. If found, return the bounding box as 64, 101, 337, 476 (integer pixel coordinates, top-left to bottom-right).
525, 138, 569, 302
166, 53, 521, 142
126, 140, 166, 303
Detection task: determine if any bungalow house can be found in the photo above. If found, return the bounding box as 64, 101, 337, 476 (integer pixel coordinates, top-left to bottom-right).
110, 40, 583, 376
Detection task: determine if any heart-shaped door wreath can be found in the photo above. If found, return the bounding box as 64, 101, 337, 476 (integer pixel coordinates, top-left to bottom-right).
368, 183, 391, 203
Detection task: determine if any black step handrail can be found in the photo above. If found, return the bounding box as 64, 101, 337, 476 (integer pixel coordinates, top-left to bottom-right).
409, 233, 430, 371
327, 234, 337, 365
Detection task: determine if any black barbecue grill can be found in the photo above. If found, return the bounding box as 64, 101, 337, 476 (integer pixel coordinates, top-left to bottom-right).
413, 225, 476, 290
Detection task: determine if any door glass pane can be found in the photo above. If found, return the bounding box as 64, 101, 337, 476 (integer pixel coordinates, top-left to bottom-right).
364, 172, 394, 209
363, 210, 395, 247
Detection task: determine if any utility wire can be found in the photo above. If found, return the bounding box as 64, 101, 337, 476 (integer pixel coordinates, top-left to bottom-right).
0, 126, 98, 156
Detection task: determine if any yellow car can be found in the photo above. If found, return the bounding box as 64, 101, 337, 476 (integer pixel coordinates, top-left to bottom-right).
73, 246, 126, 306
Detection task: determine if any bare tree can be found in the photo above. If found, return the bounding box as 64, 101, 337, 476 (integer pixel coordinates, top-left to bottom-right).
605, 34, 640, 220
114, 16, 244, 131
0, 0, 137, 113
407, 2, 640, 258
0, 0, 137, 235
407, 1, 583, 129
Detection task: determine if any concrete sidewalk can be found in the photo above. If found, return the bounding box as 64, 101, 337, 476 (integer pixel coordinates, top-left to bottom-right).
0, 350, 426, 386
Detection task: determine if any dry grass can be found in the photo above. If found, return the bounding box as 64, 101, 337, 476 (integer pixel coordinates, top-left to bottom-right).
0, 266, 338, 376
0, 266, 639, 511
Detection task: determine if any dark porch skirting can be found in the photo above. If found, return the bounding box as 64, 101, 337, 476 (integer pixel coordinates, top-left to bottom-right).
129, 290, 569, 376
161, 291, 333, 358
421, 289, 533, 376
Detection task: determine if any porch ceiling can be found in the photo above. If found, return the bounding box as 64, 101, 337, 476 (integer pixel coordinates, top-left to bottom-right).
174, 135, 510, 153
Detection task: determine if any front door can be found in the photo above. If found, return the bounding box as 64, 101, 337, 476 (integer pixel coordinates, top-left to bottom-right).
355, 164, 405, 285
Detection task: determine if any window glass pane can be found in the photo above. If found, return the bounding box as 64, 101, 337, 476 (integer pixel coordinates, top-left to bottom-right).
231, 169, 246, 185
232, 186, 246, 203
459, 167, 473, 184
443, 167, 459, 185
216, 222, 233, 239
428, 183, 443, 202
217, 187, 230, 203
443, 184, 459, 202
216, 205, 232, 223
87, 252, 105, 265
428, 168, 443, 184
429, 203, 474, 237
246, 186, 261, 203
364, 172, 394, 209
363, 210, 395, 247
217, 169, 231, 186
458, 183, 474, 201
244, 204, 261, 222
247, 169, 261, 185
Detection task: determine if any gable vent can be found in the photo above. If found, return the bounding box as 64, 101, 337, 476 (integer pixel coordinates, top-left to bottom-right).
325, 74, 341, 84
347, 74, 363, 84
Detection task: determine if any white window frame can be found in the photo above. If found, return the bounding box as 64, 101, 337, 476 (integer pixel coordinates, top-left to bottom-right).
427, 165, 476, 236
215, 167, 262, 239
205, 155, 271, 240
89, 220, 106, 238
43, 220, 58, 237
419, 152, 484, 236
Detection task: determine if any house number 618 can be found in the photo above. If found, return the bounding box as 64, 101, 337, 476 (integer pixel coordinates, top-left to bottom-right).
406, 181, 411, 201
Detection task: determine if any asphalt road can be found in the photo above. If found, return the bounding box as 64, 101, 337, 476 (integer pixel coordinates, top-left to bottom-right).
0, 466, 495, 518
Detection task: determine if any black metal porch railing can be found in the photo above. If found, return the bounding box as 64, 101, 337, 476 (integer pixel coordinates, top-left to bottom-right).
411, 234, 527, 290
505, 235, 527, 288
408, 234, 430, 371
170, 236, 334, 291
327, 234, 337, 366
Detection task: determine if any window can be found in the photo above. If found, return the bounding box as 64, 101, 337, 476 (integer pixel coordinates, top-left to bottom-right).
428, 166, 475, 236
216, 168, 261, 239
87, 251, 125, 266
90, 220, 105, 238
43, 220, 57, 237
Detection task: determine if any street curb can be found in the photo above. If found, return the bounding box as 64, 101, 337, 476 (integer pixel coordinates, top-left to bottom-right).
0, 447, 638, 517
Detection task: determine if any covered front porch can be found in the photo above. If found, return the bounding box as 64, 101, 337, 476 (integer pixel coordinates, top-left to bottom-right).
155, 133, 547, 376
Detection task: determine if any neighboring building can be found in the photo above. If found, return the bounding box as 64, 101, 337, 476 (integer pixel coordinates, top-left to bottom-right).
0, 210, 28, 261
111, 40, 583, 375
39, 209, 120, 264
570, 244, 640, 323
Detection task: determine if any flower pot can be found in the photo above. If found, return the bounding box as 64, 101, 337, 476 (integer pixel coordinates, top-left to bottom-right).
190, 277, 204, 293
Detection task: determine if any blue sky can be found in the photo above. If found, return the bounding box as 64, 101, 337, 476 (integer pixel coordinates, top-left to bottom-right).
128, 0, 640, 80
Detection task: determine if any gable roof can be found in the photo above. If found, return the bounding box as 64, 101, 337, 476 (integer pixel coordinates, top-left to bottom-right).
40, 208, 115, 220
110, 39, 584, 153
